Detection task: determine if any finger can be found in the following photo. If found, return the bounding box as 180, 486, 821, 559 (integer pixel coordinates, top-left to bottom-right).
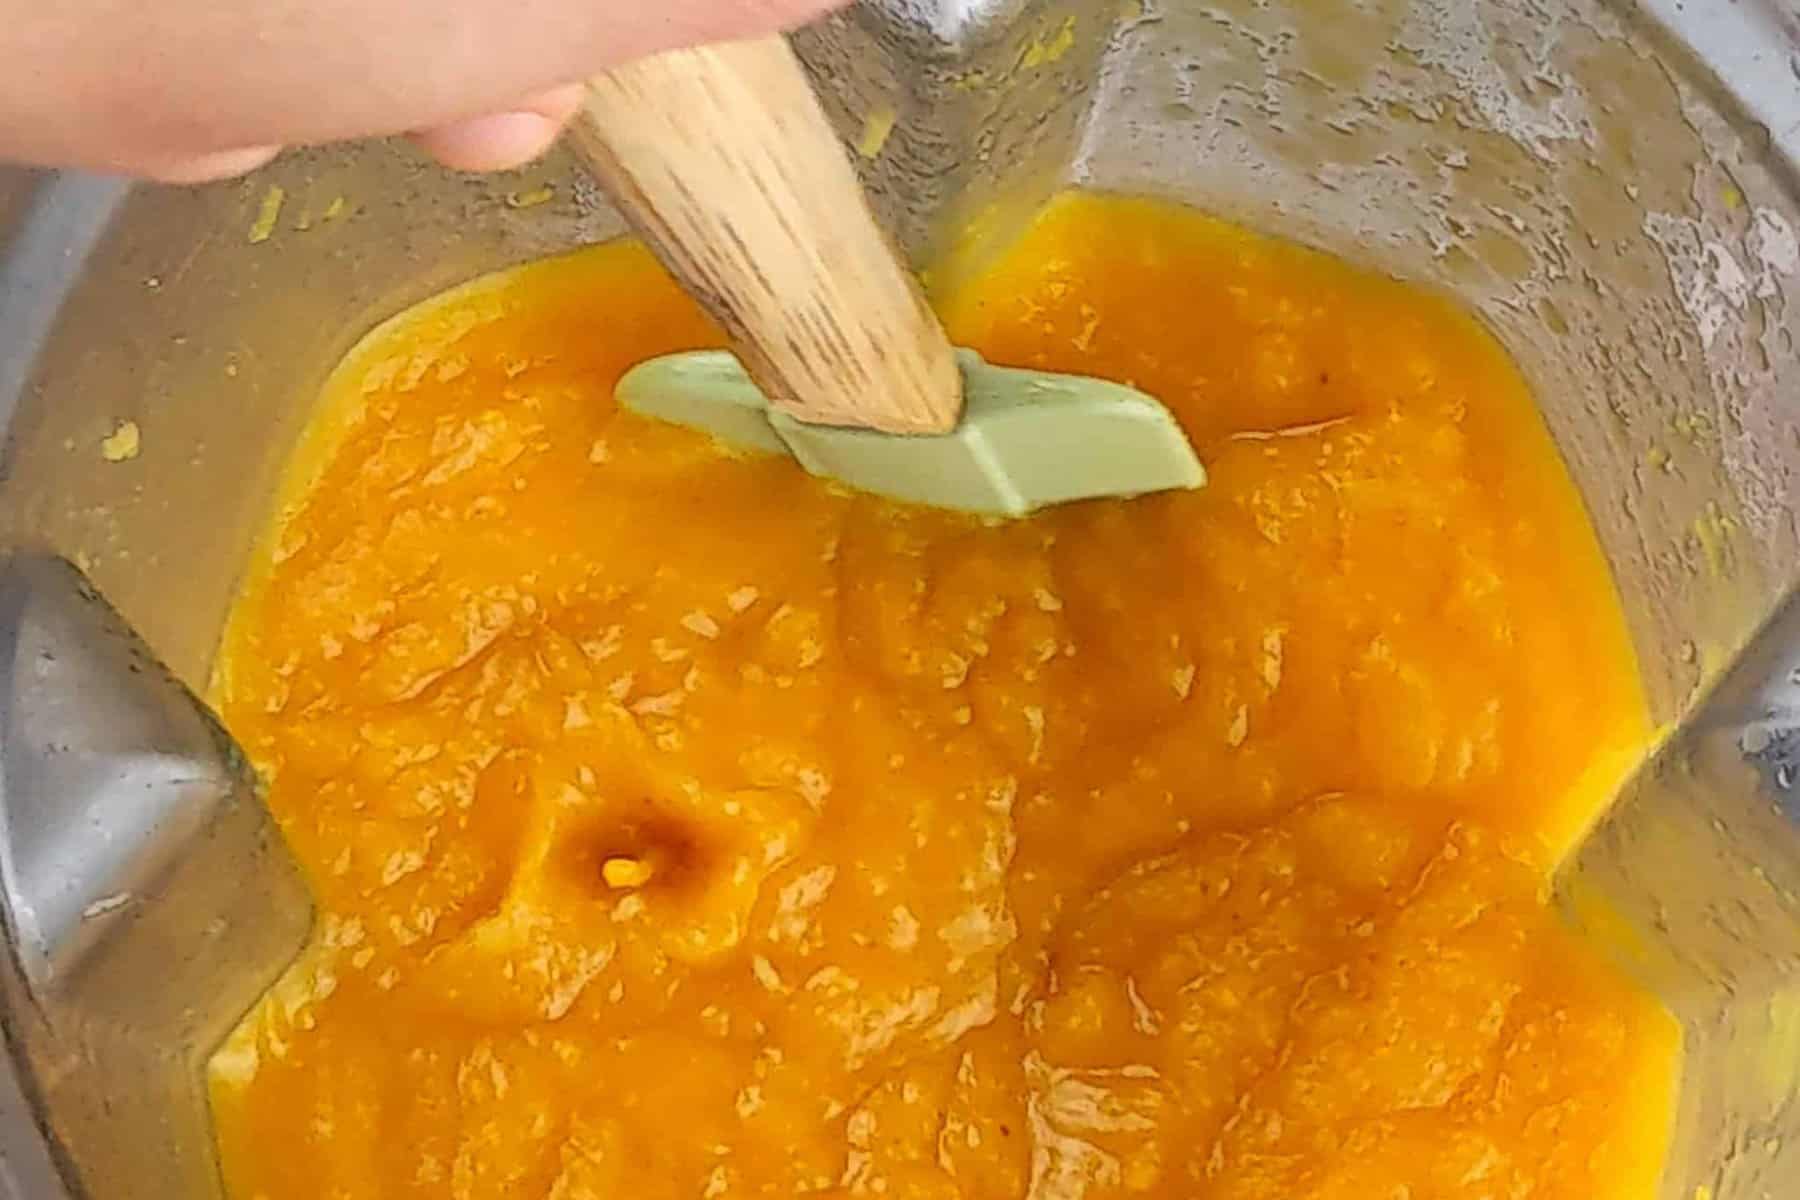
1, 0, 850, 171
648, 0, 847, 50
407, 83, 584, 173
134, 144, 284, 184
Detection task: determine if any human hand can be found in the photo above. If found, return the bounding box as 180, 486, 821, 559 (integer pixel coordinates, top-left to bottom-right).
0, 0, 845, 182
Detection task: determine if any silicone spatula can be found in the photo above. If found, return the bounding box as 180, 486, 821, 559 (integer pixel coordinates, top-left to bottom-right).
567, 35, 1203, 517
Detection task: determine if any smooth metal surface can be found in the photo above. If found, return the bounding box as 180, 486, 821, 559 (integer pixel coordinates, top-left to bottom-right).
0, 555, 308, 1200
1562, 593, 1800, 1198
0, 555, 239, 990
0, 1034, 72, 1200
0, 173, 127, 445
1635, 0, 1800, 164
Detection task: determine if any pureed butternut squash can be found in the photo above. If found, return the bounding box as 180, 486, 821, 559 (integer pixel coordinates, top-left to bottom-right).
209, 193, 1679, 1200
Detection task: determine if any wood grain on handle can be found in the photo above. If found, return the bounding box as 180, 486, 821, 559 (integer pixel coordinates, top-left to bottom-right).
572, 36, 963, 434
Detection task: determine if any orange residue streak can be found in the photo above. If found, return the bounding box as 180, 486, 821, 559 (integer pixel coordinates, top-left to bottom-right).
210, 193, 1679, 1200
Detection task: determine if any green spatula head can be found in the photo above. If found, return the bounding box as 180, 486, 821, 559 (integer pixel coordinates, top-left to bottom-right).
616, 349, 1205, 517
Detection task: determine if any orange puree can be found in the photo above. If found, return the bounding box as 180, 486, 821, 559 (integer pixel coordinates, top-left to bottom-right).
209, 193, 1680, 1200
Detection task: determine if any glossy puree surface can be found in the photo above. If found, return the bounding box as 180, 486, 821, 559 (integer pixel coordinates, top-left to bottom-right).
210, 193, 1679, 1200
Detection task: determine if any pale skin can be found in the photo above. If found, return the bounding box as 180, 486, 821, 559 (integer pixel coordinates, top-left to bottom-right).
0, 1, 845, 181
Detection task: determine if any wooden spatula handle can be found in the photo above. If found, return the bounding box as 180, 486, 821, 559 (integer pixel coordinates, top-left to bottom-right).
571, 35, 962, 434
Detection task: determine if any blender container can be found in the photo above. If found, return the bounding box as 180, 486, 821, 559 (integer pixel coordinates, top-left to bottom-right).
0, 0, 1795, 1195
